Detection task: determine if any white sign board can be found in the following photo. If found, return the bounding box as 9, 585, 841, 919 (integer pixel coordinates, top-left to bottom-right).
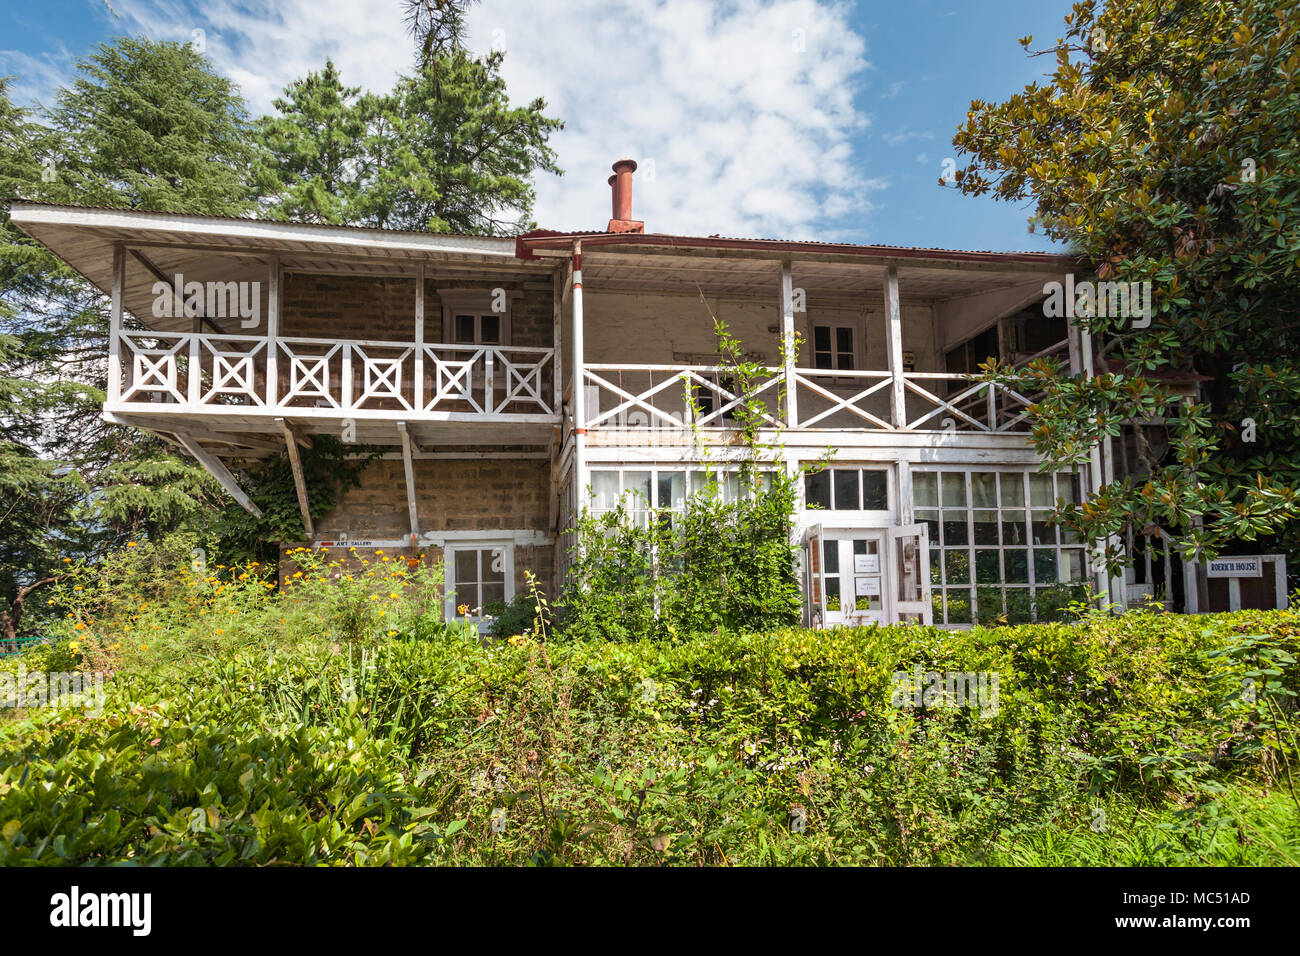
855, 576, 881, 597
854, 554, 879, 574
1207, 556, 1262, 578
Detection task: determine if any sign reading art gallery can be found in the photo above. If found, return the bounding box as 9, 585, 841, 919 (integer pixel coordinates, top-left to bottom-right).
1206, 556, 1263, 578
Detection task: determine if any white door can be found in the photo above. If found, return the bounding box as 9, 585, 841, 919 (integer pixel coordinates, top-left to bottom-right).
887, 523, 932, 624
806, 526, 931, 626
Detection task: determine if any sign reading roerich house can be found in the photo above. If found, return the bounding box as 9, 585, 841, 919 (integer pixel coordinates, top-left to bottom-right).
1206, 556, 1263, 578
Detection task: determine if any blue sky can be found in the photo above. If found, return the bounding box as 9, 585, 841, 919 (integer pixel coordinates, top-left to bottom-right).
1, 0, 1073, 250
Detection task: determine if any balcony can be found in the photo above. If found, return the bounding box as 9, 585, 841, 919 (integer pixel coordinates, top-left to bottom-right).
109, 328, 558, 423
580, 363, 1035, 435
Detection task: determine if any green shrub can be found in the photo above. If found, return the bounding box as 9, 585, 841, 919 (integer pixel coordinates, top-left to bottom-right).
1, 606, 1297, 865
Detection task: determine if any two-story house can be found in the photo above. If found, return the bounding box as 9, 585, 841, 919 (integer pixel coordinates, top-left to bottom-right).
11, 160, 1128, 628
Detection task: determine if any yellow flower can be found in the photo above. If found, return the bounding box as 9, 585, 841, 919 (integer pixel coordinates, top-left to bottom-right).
387, 630, 397, 637
139, 644, 147, 651
62, 557, 72, 563
69, 641, 81, 653
127, 542, 137, 548
457, 604, 470, 616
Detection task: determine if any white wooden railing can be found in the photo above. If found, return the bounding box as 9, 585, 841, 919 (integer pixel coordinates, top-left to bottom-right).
114, 329, 556, 418
581, 364, 1033, 433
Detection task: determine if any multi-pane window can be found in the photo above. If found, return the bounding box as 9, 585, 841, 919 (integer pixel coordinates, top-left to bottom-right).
448, 544, 510, 616
804, 467, 889, 512
589, 466, 772, 524
451, 312, 502, 345
914, 469, 1088, 625
813, 325, 855, 370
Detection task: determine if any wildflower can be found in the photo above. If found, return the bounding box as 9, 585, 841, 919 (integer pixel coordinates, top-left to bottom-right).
139, 644, 147, 651
69, 641, 81, 653
62, 557, 71, 563
127, 542, 137, 548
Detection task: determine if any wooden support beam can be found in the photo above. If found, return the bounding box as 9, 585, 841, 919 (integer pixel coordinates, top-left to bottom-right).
109, 242, 124, 403
127, 247, 226, 334
780, 259, 798, 427
883, 265, 907, 429
414, 262, 425, 411
397, 421, 420, 539
276, 418, 312, 536
266, 254, 280, 406
172, 432, 262, 517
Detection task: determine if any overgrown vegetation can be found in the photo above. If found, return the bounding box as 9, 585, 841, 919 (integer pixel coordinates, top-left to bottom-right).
1, 539, 1297, 865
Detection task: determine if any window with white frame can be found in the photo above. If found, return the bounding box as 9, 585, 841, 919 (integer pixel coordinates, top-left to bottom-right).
446, 542, 513, 617
913, 469, 1089, 626
439, 290, 513, 346
804, 467, 889, 512
812, 324, 856, 370
588, 466, 774, 525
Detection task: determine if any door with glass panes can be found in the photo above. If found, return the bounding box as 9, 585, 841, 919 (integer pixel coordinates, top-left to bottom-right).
446, 542, 513, 631
805, 525, 931, 626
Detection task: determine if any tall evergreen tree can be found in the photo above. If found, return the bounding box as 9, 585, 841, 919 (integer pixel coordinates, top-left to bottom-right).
257, 60, 366, 224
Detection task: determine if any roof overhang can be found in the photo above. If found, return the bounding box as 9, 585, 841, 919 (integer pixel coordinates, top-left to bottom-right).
7, 202, 555, 332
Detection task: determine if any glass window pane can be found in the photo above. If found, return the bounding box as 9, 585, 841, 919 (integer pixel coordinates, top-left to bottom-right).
825, 576, 841, 611
999, 473, 1025, 508
814, 352, 832, 370
971, 472, 997, 508
1005, 549, 1029, 583
804, 471, 830, 509
591, 471, 620, 511
823, 541, 839, 574
836, 351, 855, 370
483, 548, 506, 583
1057, 472, 1080, 504
482, 581, 506, 606
941, 473, 967, 507
657, 471, 686, 510
481, 314, 500, 344
944, 549, 971, 584
1031, 511, 1056, 545
975, 549, 1001, 583
454, 549, 477, 585
833, 470, 860, 510
862, 470, 887, 510
916, 509, 939, 543
836, 327, 854, 354
914, 472, 938, 507
625, 470, 652, 507
1034, 548, 1058, 583
813, 326, 830, 351
455, 314, 475, 342
973, 509, 999, 545
929, 548, 943, 585
946, 588, 972, 624
1062, 549, 1086, 581
1001, 512, 1027, 546
943, 514, 969, 546
1029, 473, 1054, 507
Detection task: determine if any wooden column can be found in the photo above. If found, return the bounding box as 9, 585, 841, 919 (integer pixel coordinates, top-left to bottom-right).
266, 254, 280, 407
414, 262, 425, 412
883, 265, 907, 428
780, 259, 798, 427
571, 241, 587, 521
109, 242, 125, 404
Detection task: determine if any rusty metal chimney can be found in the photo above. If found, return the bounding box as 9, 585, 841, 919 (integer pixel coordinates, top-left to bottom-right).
606, 159, 644, 233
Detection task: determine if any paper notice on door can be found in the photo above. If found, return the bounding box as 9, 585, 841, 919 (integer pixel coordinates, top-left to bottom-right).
855, 575, 881, 597
854, 554, 879, 574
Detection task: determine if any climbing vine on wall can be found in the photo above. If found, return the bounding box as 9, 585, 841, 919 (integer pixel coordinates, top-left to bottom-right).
216, 436, 379, 566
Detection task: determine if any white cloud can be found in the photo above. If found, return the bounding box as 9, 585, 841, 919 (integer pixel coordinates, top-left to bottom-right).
14, 0, 878, 240
880, 80, 903, 99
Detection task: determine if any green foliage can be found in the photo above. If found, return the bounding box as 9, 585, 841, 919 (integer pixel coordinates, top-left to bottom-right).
562, 470, 803, 641
1, 598, 1297, 865
215, 436, 378, 566
954, 0, 1300, 570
